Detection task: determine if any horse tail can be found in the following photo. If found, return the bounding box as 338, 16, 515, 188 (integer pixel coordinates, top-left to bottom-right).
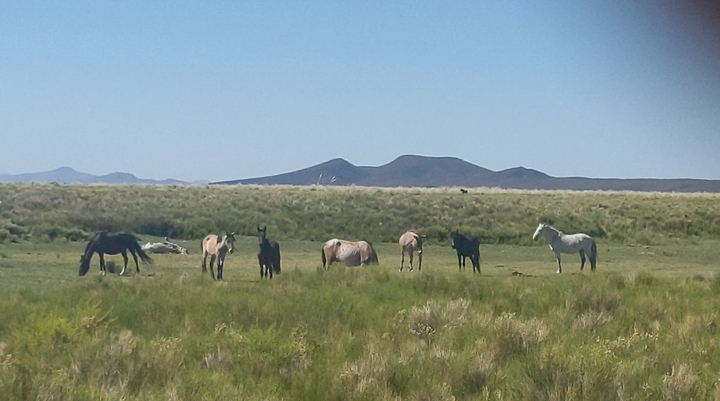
590, 240, 597, 261
321, 245, 327, 268
131, 237, 153, 264
370, 247, 379, 264
274, 243, 281, 274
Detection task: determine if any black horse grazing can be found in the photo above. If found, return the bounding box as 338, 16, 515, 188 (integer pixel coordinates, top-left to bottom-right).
257, 226, 281, 279
79, 231, 152, 276
449, 230, 481, 273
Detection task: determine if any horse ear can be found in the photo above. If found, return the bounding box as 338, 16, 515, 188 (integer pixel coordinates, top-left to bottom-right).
230, 232, 235, 236
263, 226, 267, 231
257, 226, 261, 232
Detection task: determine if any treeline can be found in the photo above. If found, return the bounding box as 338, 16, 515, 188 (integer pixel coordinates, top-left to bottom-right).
0, 183, 718, 245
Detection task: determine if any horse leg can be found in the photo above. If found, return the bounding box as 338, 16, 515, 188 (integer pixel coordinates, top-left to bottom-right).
258, 256, 265, 278
457, 254, 462, 271
99, 253, 106, 276
130, 250, 140, 274
555, 252, 562, 274
400, 250, 405, 272
579, 249, 586, 271
119, 251, 129, 276
209, 254, 217, 280
201, 252, 207, 273
409, 252, 414, 272
418, 251, 422, 272
217, 256, 223, 280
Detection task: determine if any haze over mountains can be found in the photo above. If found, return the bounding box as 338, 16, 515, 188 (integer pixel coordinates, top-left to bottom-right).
2, 156, 719, 192
0, 167, 190, 185
216, 155, 720, 193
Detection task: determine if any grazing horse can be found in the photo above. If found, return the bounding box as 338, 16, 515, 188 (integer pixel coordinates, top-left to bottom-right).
79, 231, 152, 276
321, 238, 379, 268
533, 223, 597, 273
399, 230, 423, 272
201, 232, 236, 280
257, 226, 281, 279
449, 230, 481, 273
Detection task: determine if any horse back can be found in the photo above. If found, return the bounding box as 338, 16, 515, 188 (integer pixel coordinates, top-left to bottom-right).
201, 234, 219, 254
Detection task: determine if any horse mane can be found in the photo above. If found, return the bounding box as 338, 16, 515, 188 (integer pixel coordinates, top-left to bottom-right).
82, 232, 103, 261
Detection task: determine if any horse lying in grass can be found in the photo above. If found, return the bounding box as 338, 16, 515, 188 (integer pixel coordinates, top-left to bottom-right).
449, 230, 480, 273
257, 226, 281, 279
399, 230, 423, 272
142, 237, 188, 254
79, 231, 152, 276
321, 238, 379, 268
532, 223, 597, 273
201, 232, 236, 280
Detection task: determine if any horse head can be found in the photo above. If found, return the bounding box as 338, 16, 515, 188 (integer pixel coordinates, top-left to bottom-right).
226, 232, 236, 253
78, 254, 90, 276
257, 226, 267, 243
449, 229, 459, 249
533, 223, 547, 241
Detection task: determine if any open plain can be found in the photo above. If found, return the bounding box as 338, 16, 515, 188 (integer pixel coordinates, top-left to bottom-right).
2, 184, 720, 400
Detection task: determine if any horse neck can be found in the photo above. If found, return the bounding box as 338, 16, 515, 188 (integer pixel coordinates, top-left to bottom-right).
82, 239, 97, 261
543, 228, 561, 242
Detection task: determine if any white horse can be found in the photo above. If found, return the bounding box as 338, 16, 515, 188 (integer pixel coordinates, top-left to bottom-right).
532, 223, 597, 273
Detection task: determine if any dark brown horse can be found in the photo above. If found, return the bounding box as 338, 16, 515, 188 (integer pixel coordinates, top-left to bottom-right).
79, 231, 152, 276
257, 226, 281, 279
449, 230, 480, 273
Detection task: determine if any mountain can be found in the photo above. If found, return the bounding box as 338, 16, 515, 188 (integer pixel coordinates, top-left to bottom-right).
0, 167, 188, 185
215, 155, 720, 193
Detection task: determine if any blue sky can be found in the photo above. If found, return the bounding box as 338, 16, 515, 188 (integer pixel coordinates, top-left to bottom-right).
1, 1, 719, 182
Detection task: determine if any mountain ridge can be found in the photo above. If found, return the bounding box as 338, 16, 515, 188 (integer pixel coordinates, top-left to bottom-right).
214, 155, 720, 193
0, 167, 190, 185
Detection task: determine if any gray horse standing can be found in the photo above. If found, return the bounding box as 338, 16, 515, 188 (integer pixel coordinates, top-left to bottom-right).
533, 223, 597, 273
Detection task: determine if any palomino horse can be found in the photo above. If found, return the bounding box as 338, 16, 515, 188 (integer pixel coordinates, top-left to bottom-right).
533, 223, 597, 273
399, 230, 423, 272
257, 226, 281, 279
79, 231, 152, 276
201, 232, 236, 280
321, 238, 379, 268
449, 230, 480, 273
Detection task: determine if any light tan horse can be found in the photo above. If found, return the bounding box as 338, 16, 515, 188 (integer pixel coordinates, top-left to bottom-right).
201, 232, 236, 280
399, 230, 423, 272
321, 238, 379, 268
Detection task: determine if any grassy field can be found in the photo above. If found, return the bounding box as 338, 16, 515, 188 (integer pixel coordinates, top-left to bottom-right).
2, 235, 720, 400
2, 183, 720, 246
3, 184, 720, 400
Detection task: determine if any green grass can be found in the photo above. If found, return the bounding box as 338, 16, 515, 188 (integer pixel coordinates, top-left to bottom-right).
2, 238, 720, 400
2, 183, 720, 245
3, 183, 720, 399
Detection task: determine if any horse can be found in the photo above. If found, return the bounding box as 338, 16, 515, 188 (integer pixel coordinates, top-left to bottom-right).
201, 232, 236, 280
257, 226, 281, 279
79, 231, 152, 276
399, 230, 423, 272
449, 230, 480, 273
321, 238, 379, 268
532, 223, 597, 273
142, 237, 188, 254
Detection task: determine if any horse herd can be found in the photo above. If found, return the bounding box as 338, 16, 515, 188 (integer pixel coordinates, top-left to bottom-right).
78, 223, 598, 279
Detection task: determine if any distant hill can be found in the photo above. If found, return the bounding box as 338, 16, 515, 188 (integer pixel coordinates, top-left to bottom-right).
0, 167, 188, 185
215, 155, 720, 193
